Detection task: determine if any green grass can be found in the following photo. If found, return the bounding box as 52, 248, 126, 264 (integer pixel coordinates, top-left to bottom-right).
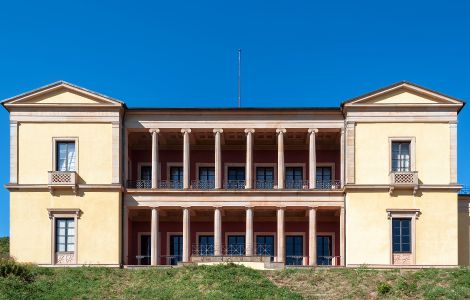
0, 237, 469, 299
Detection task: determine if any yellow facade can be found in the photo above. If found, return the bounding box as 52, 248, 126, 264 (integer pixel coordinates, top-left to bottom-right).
18, 123, 113, 184
458, 197, 470, 266
355, 122, 451, 185
10, 191, 121, 265
347, 191, 458, 266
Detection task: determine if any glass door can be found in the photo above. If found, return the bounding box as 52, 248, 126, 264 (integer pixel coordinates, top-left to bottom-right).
256, 235, 274, 260
227, 235, 245, 256
286, 235, 303, 265
140, 234, 151, 265
169, 235, 183, 265
317, 235, 332, 265
198, 235, 214, 256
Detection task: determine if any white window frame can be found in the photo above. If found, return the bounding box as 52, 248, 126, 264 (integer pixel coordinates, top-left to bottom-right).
389, 137, 416, 173
48, 208, 80, 265
52, 137, 79, 173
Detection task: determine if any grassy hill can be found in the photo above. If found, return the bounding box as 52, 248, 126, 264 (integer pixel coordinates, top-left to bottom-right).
1, 238, 469, 299
0, 237, 8, 258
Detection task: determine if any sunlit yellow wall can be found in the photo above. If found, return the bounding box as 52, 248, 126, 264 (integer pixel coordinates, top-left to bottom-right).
18, 123, 113, 184
10, 191, 121, 265
458, 197, 470, 266
346, 191, 458, 265
355, 123, 450, 185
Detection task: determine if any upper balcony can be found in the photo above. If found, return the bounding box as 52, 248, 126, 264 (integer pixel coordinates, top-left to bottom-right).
125, 127, 344, 192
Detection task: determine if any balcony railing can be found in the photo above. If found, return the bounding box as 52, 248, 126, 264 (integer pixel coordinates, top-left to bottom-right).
126, 179, 343, 191
460, 186, 470, 195
48, 171, 77, 190
192, 244, 274, 257
224, 180, 246, 190
389, 171, 418, 194
255, 180, 275, 190
191, 180, 215, 190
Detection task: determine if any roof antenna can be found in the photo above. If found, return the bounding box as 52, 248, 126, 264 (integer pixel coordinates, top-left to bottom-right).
237, 49, 241, 108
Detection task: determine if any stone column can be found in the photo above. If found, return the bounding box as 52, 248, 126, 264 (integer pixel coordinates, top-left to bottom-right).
308, 129, 318, 189
151, 207, 159, 266
277, 207, 285, 263
214, 207, 222, 256
340, 128, 345, 188
182, 207, 191, 262
308, 207, 317, 266
181, 129, 191, 189
340, 206, 345, 266
213, 129, 223, 189
245, 129, 255, 189
245, 207, 254, 256
276, 129, 286, 189
150, 129, 160, 189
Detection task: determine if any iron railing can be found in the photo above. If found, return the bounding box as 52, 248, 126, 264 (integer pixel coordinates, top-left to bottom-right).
127, 180, 152, 189
285, 180, 309, 190
315, 180, 342, 190
286, 256, 304, 266
191, 180, 215, 190
159, 180, 184, 189
255, 180, 275, 190
224, 180, 246, 190
191, 243, 275, 257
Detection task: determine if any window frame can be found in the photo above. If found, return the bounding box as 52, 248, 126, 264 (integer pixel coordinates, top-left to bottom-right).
55, 217, 75, 252
166, 162, 183, 181
52, 137, 79, 173
137, 162, 161, 181
387, 209, 420, 265
224, 163, 246, 183
392, 218, 411, 253
48, 208, 80, 265
389, 137, 416, 173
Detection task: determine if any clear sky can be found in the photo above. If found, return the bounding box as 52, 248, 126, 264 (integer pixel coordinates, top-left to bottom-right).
0, 0, 469, 236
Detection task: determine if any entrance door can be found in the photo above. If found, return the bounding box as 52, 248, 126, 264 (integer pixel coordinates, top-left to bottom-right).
317, 235, 333, 265
227, 235, 245, 255
256, 235, 275, 260
140, 234, 151, 265
286, 235, 303, 265
198, 235, 214, 256
169, 235, 183, 265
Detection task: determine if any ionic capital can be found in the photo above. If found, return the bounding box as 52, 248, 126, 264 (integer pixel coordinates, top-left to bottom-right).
308, 128, 318, 134
213, 128, 224, 134
244, 128, 255, 134
149, 128, 160, 134
181, 128, 192, 134
276, 128, 286, 134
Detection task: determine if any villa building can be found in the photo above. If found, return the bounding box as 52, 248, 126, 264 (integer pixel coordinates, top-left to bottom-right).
2, 81, 469, 268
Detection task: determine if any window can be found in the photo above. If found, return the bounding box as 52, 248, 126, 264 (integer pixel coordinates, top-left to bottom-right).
228, 167, 245, 181
316, 167, 332, 189
227, 235, 245, 255
199, 167, 215, 181
256, 167, 274, 189
55, 218, 75, 252
286, 167, 303, 189
140, 166, 152, 181
391, 141, 411, 172
392, 218, 411, 253
169, 166, 183, 189
56, 142, 76, 172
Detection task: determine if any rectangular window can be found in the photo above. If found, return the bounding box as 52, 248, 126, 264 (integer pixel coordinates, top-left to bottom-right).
316, 167, 332, 189
391, 141, 411, 172
286, 167, 303, 189
169, 166, 183, 189
228, 167, 245, 181
56, 142, 76, 172
256, 167, 274, 189
199, 167, 215, 181
140, 166, 152, 181
392, 218, 411, 253
55, 218, 75, 252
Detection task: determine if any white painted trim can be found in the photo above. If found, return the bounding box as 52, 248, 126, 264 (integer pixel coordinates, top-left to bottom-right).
388, 137, 416, 172
166, 162, 183, 181
52, 137, 79, 173
48, 209, 80, 265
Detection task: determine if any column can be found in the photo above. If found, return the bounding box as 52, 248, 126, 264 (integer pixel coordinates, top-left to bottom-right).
277, 207, 285, 263
340, 206, 345, 266
150, 129, 160, 189
245, 129, 255, 189
182, 207, 191, 262
213, 129, 223, 189
276, 129, 286, 189
214, 207, 222, 256
308, 129, 318, 189
181, 129, 191, 189
340, 128, 345, 188
150, 207, 159, 266
308, 207, 317, 266
245, 207, 254, 256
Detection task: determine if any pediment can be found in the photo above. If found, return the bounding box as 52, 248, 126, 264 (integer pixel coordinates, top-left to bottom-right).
342, 82, 464, 111
1, 81, 124, 109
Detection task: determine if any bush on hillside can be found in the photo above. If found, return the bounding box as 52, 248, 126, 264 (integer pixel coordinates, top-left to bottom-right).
0, 257, 34, 283
0, 237, 8, 258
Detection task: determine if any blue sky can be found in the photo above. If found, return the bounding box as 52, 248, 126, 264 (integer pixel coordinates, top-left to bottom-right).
0, 0, 469, 236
